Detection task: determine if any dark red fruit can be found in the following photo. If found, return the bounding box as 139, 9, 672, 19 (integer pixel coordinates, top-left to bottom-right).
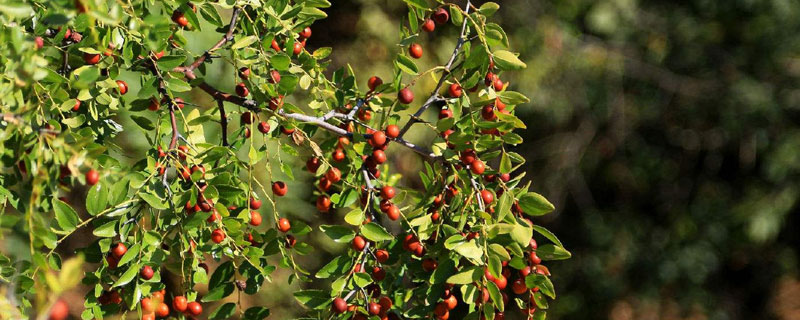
447, 83, 462, 98
439, 109, 453, 119
471, 160, 485, 175
409, 43, 423, 59
235, 83, 249, 97
316, 195, 331, 212
398, 88, 414, 104
299, 26, 312, 39
352, 235, 366, 250
368, 76, 383, 91
422, 18, 435, 32
258, 121, 270, 134
111, 243, 127, 258
332, 297, 347, 313
83, 52, 100, 64
140, 265, 154, 280
272, 181, 287, 196
433, 7, 449, 25
480, 189, 494, 205
85, 169, 99, 185
211, 229, 225, 243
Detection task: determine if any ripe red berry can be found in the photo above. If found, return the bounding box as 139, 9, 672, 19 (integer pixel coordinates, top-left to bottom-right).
529, 251, 541, 265
140, 265, 154, 280
332, 297, 347, 314
433, 7, 450, 25
299, 26, 312, 39
512, 278, 527, 295
240, 111, 252, 125
235, 83, 249, 97
380, 186, 395, 200
172, 296, 187, 312
272, 181, 287, 196
271, 38, 281, 51
249, 211, 262, 226
306, 157, 320, 173
186, 301, 202, 316
239, 67, 250, 80
408, 43, 423, 59
325, 167, 341, 183
368, 302, 381, 315
293, 41, 303, 55
447, 83, 462, 98
481, 190, 494, 205
257, 121, 270, 134
172, 10, 189, 27
277, 218, 291, 232
111, 243, 127, 258
368, 76, 383, 91
371, 130, 387, 147
385, 125, 400, 139
422, 18, 435, 32
372, 266, 386, 281
493, 77, 504, 91
155, 303, 169, 317
386, 205, 400, 221
372, 149, 386, 164
471, 160, 485, 175
375, 249, 389, 263
116, 80, 128, 95
83, 52, 100, 65
34, 36, 44, 50
439, 108, 453, 119
85, 169, 99, 185
398, 88, 414, 104
316, 195, 331, 212
352, 235, 366, 251
48, 299, 69, 320
481, 105, 496, 120
332, 148, 345, 162
268, 70, 281, 84
211, 229, 225, 243
493, 274, 508, 290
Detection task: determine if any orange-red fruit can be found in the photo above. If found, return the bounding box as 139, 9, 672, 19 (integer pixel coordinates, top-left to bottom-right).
155, 303, 169, 317
409, 43, 423, 59
48, 299, 68, 320
380, 186, 395, 200
293, 41, 303, 55
211, 229, 225, 243
255, 121, 270, 134
439, 109, 453, 119
480, 190, 494, 205
172, 10, 188, 27
448, 83, 462, 98
186, 301, 202, 316
116, 80, 128, 95
235, 83, 249, 97
239, 67, 250, 80
368, 76, 383, 91
434, 302, 449, 317
172, 296, 187, 312
277, 218, 291, 232
444, 294, 458, 310
83, 52, 100, 65
512, 278, 527, 294
269, 70, 281, 84
422, 18, 436, 32
422, 258, 438, 271
299, 26, 312, 39
372, 149, 386, 164
271, 39, 281, 51
433, 7, 450, 25
325, 167, 341, 183
316, 195, 331, 212
375, 249, 389, 263
493, 274, 508, 290
529, 251, 542, 265
35, 36, 44, 50
398, 88, 414, 104
111, 243, 127, 258
471, 160, 485, 175
332, 148, 345, 162
385, 125, 400, 138
272, 181, 288, 196
249, 211, 262, 226
368, 302, 381, 315
332, 298, 347, 313
352, 235, 366, 251
140, 265, 154, 280
306, 157, 321, 173
386, 205, 400, 221
86, 169, 99, 185
493, 77, 504, 91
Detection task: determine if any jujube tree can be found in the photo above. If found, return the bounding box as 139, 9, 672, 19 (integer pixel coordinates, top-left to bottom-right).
0, 0, 570, 319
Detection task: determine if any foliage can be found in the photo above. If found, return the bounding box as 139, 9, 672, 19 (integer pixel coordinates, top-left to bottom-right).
0, 0, 564, 319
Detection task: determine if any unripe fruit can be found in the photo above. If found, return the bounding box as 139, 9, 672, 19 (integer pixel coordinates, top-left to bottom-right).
249, 211, 262, 226
111, 243, 127, 258
422, 18, 435, 32
480, 190, 494, 205
86, 169, 99, 185
352, 235, 366, 251
512, 278, 527, 294
433, 7, 450, 25
408, 43, 423, 59
48, 299, 68, 320
375, 249, 389, 263
172, 296, 187, 312
447, 83, 462, 98
316, 195, 331, 212
186, 301, 202, 316
471, 160, 485, 175
299, 26, 312, 39
277, 218, 291, 232
235, 83, 249, 97
439, 108, 453, 119
380, 186, 395, 200
272, 181, 287, 196
368, 302, 381, 315
371, 130, 387, 147
332, 298, 347, 313
155, 302, 169, 317
116, 80, 128, 95
172, 10, 188, 27
385, 125, 400, 138
211, 229, 225, 243
368, 76, 383, 91
83, 52, 100, 65
140, 265, 154, 280
398, 88, 414, 104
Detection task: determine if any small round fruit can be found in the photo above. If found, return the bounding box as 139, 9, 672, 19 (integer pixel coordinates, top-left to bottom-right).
211, 229, 225, 243
422, 258, 438, 272
186, 301, 202, 316
332, 148, 345, 162
480, 190, 494, 205
240, 111, 253, 125
299, 26, 312, 39
35, 36, 44, 50
235, 83, 249, 97
268, 70, 281, 84
529, 251, 541, 265
155, 302, 169, 317
306, 157, 320, 173
422, 18, 435, 32
86, 169, 99, 185
140, 265, 154, 280
239, 67, 250, 80
293, 41, 303, 55
386, 205, 400, 221
371, 130, 387, 147
272, 181, 287, 196
116, 80, 128, 95
277, 218, 291, 232
433, 7, 450, 25
249, 211, 262, 226
83, 52, 100, 65
111, 243, 127, 258
250, 197, 262, 209
372, 149, 386, 164
444, 294, 458, 310
352, 235, 366, 251
380, 186, 396, 200
325, 167, 342, 183
512, 278, 527, 294
48, 299, 68, 320
375, 249, 389, 263
447, 83, 462, 98
332, 297, 347, 314
439, 109, 453, 119
271, 39, 281, 51
409, 43, 423, 59
493, 77, 504, 91
368, 302, 381, 315
385, 125, 400, 138
172, 10, 189, 27
493, 274, 507, 290
172, 296, 187, 312
398, 88, 414, 104
368, 76, 383, 91
471, 160, 485, 175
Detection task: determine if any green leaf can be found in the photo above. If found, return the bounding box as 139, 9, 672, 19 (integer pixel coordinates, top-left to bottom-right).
402, 0, 427, 9
93, 220, 117, 238
343, 209, 365, 226
492, 50, 527, 70
156, 56, 186, 70
243, 306, 271, 319
202, 283, 235, 302
479, 2, 500, 16
231, 36, 259, 50
495, 192, 512, 222
395, 54, 419, 75
293, 290, 329, 310
446, 267, 480, 285
117, 243, 140, 267
533, 225, 564, 248
536, 244, 572, 261
86, 183, 108, 216
361, 223, 393, 242
210, 261, 235, 288
139, 193, 167, 210
131, 115, 155, 131
210, 303, 236, 320
499, 152, 512, 174
166, 78, 192, 92
498, 91, 530, 105
353, 272, 372, 287
316, 255, 351, 279
519, 192, 554, 216
488, 244, 511, 261
271, 54, 291, 71
0, 2, 33, 17
525, 273, 556, 299
53, 200, 79, 232
487, 280, 504, 311
319, 225, 355, 243
511, 222, 533, 247
453, 241, 483, 261
112, 264, 138, 287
